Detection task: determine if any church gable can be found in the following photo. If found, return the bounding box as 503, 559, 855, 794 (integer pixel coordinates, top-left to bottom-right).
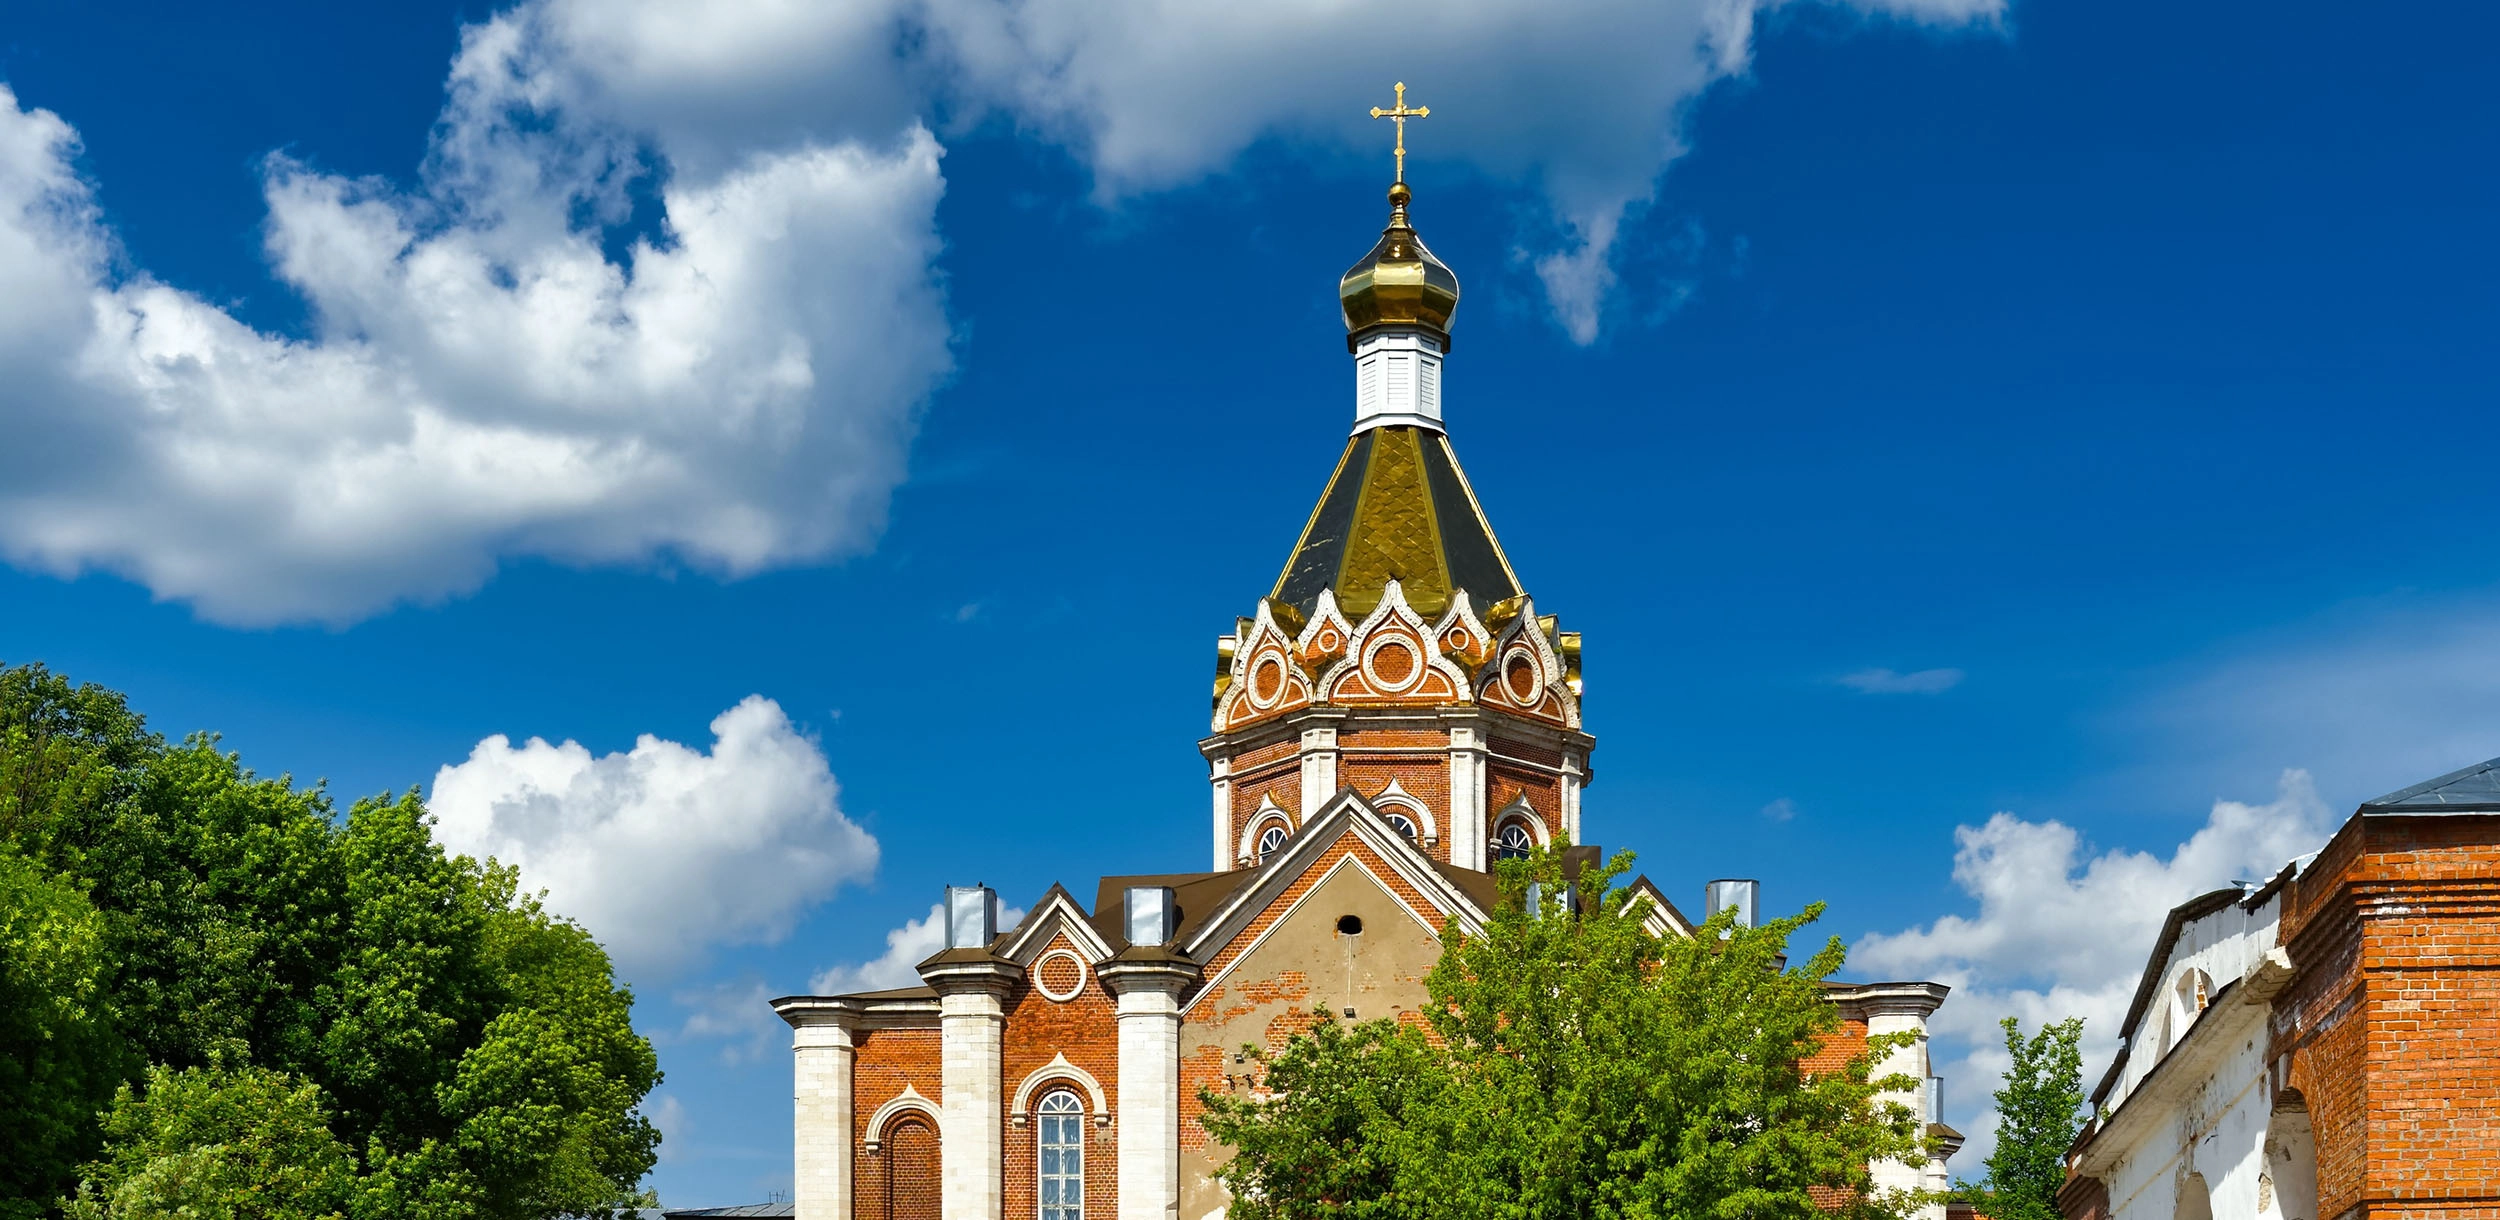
1183, 791, 1485, 993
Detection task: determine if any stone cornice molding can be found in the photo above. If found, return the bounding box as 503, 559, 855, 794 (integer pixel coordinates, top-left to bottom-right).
1096, 953, 1200, 997
919, 953, 1024, 998
1824, 980, 1952, 1019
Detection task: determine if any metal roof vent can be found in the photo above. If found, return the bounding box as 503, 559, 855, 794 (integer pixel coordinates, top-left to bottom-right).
946, 885, 1000, 950
1706, 879, 1759, 930
1125, 886, 1177, 946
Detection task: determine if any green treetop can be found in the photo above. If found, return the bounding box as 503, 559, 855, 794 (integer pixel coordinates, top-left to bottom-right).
1978, 1016, 2085, 1220
1201, 844, 1935, 1220
0, 662, 660, 1220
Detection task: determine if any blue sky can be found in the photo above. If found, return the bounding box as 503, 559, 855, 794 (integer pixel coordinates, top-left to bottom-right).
3, 0, 2496, 1204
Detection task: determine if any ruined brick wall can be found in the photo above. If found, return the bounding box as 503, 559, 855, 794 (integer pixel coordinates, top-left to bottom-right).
2276, 812, 2500, 1220
1178, 833, 1451, 1220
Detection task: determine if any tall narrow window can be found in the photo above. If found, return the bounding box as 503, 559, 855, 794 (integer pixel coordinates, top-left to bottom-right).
1038, 1090, 1083, 1220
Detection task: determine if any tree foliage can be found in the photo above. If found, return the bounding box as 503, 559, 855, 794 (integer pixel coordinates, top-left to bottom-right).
0, 663, 661, 1219
1979, 1016, 2084, 1220
1200, 845, 1933, 1220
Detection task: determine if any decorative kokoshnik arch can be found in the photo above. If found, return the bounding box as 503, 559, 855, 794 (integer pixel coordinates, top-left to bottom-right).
1011, 1053, 1112, 1128
864, 1085, 939, 1152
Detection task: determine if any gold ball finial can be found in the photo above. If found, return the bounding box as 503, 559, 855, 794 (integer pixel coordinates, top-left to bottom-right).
1388, 182, 1411, 208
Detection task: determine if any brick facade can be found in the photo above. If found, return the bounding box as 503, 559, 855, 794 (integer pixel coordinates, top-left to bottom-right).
2060, 804, 2500, 1220
2273, 812, 2500, 1220
1001, 935, 1121, 1220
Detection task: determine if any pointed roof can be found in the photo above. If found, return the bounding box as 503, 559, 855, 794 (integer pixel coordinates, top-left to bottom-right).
1271, 425, 1521, 622
2360, 755, 2500, 812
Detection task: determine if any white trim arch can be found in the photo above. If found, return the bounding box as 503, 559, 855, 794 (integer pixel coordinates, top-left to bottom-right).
864, 1085, 939, 1152
1012, 1054, 1112, 1128
1370, 780, 1438, 843
1490, 797, 1551, 851
1236, 795, 1294, 864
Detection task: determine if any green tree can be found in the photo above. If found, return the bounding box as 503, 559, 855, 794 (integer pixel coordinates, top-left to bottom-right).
0, 663, 661, 1219
1202, 845, 1933, 1220
0, 847, 132, 1220
64, 1065, 358, 1220
1981, 1017, 2084, 1220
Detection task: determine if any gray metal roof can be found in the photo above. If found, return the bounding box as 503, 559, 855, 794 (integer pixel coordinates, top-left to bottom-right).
2360, 755, 2500, 812
662, 1205, 795, 1218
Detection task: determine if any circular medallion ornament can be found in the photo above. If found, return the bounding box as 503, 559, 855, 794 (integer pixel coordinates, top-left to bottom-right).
1033, 949, 1087, 1002
1503, 650, 1539, 702
1251, 655, 1285, 704
1367, 637, 1418, 687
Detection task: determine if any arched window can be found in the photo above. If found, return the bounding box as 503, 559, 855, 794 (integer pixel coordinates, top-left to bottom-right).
1494, 822, 1535, 861
1256, 824, 1289, 861
1037, 1090, 1083, 1220
1385, 813, 1419, 840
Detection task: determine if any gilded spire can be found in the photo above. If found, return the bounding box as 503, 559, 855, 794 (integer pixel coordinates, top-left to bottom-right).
1339, 86, 1459, 347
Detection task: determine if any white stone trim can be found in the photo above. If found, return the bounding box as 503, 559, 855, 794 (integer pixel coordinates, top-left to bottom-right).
1235, 795, 1293, 864
1011, 1053, 1112, 1126
1490, 795, 1550, 847
939, 990, 1006, 1220
1110, 971, 1190, 1220
1193, 850, 1449, 1004
998, 889, 1116, 965
1369, 779, 1438, 843
863, 1085, 939, 1152
1185, 792, 1485, 998
1031, 950, 1089, 1003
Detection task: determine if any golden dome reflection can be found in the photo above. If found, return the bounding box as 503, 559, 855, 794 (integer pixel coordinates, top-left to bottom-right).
1337, 181, 1460, 351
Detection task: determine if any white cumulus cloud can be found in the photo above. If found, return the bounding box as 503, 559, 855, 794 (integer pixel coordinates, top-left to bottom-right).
0, 55, 949, 624
1854, 770, 2335, 1170
2, 0, 2001, 620
918, 0, 2003, 342
430, 695, 877, 979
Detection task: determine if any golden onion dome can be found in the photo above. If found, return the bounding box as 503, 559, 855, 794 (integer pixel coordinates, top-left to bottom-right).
1338, 182, 1460, 350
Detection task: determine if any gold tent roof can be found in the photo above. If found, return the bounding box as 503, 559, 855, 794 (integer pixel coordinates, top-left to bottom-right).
1270, 425, 1520, 623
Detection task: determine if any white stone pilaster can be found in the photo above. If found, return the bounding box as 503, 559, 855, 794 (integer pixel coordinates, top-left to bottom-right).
1298, 722, 1339, 814
1102, 960, 1196, 1220
1865, 1007, 1940, 1220
1209, 755, 1234, 871
1560, 751, 1585, 846
1445, 716, 1488, 870
779, 1003, 862, 1220
925, 964, 1017, 1220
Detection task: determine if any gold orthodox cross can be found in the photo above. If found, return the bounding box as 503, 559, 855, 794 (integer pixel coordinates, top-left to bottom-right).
1369, 82, 1430, 183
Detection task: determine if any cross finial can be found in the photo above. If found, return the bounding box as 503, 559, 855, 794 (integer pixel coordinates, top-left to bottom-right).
1368, 82, 1430, 184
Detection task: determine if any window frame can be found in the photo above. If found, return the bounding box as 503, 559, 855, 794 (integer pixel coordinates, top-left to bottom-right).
1036, 1089, 1084, 1220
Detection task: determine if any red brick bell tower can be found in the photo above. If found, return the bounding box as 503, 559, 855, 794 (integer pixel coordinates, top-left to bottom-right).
1200, 179, 1591, 875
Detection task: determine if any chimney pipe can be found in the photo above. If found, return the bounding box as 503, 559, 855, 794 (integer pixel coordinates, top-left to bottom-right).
1705, 879, 1759, 930
945, 884, 999, 949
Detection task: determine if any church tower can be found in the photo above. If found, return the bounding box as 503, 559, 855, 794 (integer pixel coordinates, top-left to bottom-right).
1202, 176, 1592, 874
772, 96, 1959, 1220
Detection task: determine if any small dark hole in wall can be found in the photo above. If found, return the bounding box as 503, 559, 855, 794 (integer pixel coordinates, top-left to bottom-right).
1337, 914, 1364, 935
